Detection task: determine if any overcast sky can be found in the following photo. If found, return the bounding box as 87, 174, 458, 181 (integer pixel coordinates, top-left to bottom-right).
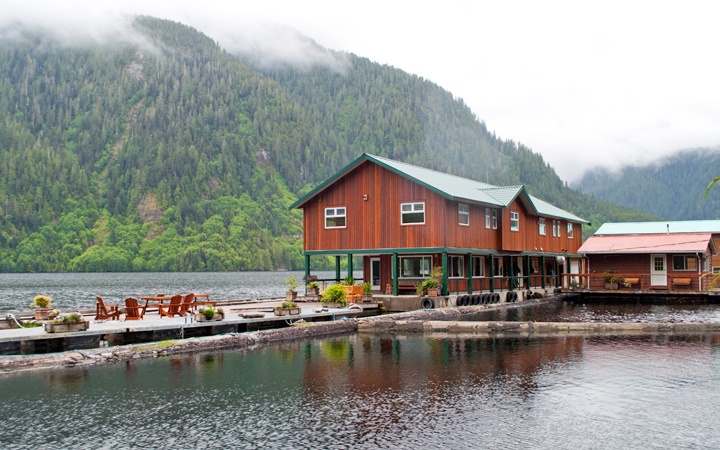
4, 0, 720, 182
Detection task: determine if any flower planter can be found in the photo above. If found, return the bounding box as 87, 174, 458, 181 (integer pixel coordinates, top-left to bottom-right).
285, 291, 298, 301
195, 313, 224, 322
35, 308, 52, 320
274, 307, 301, 316
604, 282, 619, 290
0, 318, 21, 330
427, 288, 440, 297
44, 321, 89, 333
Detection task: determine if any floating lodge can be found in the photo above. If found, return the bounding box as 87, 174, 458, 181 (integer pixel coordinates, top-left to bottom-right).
292, 154, 720, 301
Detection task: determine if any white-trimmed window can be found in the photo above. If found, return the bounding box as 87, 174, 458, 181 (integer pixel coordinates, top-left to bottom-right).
567, 222, 574, 238
458, 203, 469, 226
485, 208, 491, 228
472, 256, 485, 277
492, 210, 498, 229
552, 220, 560, 237
449, 255, 464, 278
539, 218, 546, 235
400, 255, 431, 278
325, 207, 346, 228
673, 255, 697, 271
510, 211, 520, 231
401, 202, 425, 225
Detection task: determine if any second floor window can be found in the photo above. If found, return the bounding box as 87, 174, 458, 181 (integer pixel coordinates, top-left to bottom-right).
458, 204, 469, 226
401, 202, 425, 225
567, 222, 574, 238
539, 218, 546, 235
492, 210, 498, 229
485, 208, 491, 228
510, 211, 519, 231
325, 207, 346, 228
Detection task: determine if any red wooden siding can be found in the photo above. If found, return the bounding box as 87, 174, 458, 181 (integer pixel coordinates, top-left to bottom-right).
301, 161, 583, 254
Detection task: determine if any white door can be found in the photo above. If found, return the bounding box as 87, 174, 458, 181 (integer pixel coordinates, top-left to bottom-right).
569, 259, 580, 288
370, 258, 381, 292
650, 254, 667, 287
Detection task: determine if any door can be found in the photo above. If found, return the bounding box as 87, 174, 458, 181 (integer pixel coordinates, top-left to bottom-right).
650, 254, 667, 287
370, 258, 381, 292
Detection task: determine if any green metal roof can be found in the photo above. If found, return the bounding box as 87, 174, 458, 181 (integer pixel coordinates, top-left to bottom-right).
596, 220, 720, 235
290, 153, 589, 223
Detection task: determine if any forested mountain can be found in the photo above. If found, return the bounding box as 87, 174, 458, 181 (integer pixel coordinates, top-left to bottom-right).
0, 16, 654, 272
575, 148, 720, 221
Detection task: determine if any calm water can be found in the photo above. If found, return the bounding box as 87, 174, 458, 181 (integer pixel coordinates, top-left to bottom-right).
1, 333, 719, 449
470, 300, 720, 324
0, 271, 358, 312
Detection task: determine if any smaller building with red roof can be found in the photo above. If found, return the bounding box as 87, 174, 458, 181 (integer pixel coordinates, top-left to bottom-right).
578, 221, 720, 291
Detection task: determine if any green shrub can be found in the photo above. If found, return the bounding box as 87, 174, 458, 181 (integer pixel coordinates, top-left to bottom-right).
321, 284, 347, 306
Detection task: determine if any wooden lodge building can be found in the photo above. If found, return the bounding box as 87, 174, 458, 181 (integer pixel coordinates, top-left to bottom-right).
578, 221, 720, 291
290, 153, 589, 296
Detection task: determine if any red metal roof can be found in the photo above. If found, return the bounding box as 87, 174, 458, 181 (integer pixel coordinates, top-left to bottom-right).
578, 233, 714, 254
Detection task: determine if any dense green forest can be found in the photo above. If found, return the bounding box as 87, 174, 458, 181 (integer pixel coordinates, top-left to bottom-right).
575, 148, 720, 220
0, 16, 655, 272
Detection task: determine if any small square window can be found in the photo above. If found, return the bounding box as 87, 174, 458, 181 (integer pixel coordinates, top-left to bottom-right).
401, 202, 425, 225
325, 207, 346, 228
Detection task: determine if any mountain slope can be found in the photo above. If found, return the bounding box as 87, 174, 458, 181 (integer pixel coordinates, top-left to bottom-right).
0, 16, 655, 272
576, 148, 720, 220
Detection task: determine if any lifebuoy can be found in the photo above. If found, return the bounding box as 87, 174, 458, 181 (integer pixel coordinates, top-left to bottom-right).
421, 298, 435, 309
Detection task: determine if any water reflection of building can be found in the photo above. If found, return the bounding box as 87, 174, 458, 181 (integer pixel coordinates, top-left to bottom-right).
302, 334, 584, 397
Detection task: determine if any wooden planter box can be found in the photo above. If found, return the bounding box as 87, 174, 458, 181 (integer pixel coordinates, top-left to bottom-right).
285, 291, 298, 301
427, 288, 440, 297
274, 307, 301, 316
605, 282, 619, 290
195, 312, 224, 322
320, 302, 344, 308
44, 321, 89, 333
35, 308, 52, 320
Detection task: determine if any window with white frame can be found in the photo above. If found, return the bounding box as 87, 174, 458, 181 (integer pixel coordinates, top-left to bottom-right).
399, 255, 431, 278
552, 220, 559, 237
401, 202, 425, 225
325, 207, 346, 228
472, 256, 485, 277
485, 208, 491, 228
539, 218, 546, 235
567, 222, 574, 238
458, 203, 469, 226
510, 211, 520, 231
492, 210, 498, 229
449, 255, 464, 278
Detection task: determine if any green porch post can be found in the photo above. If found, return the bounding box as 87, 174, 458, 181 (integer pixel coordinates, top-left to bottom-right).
335, 256, 341, 283
441, 251, 448, 296
347, 254, 354, 282
490, 256, 495, 293
305, 254, 311, 295
467, 254, 473, 294
525, 255, 531, 289
392, 253, 398, 296
554, 258, 559, 288
509, 256, 515, 291
541, 256, 546, 289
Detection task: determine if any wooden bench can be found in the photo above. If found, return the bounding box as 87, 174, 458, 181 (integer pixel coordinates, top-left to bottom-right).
397, 281, 419, 295
671, 277, 692, 288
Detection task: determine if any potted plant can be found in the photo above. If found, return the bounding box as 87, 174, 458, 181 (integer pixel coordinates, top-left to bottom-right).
306, 280, 320, 297
285, 275, 300, 301
320, 284, 348, 308
274, 300, 301, 316
45, 312, 89, 333
362, 282, 373, 302
196, 305, 225, 322
416, 266, 442, 296
603, 269, 619, 290
30, 294, 53, 320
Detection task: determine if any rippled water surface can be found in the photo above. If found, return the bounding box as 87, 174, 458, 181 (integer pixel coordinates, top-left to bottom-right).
470, 300, 720, 324
0, 271, 355, 312
1, 333, 719, 449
